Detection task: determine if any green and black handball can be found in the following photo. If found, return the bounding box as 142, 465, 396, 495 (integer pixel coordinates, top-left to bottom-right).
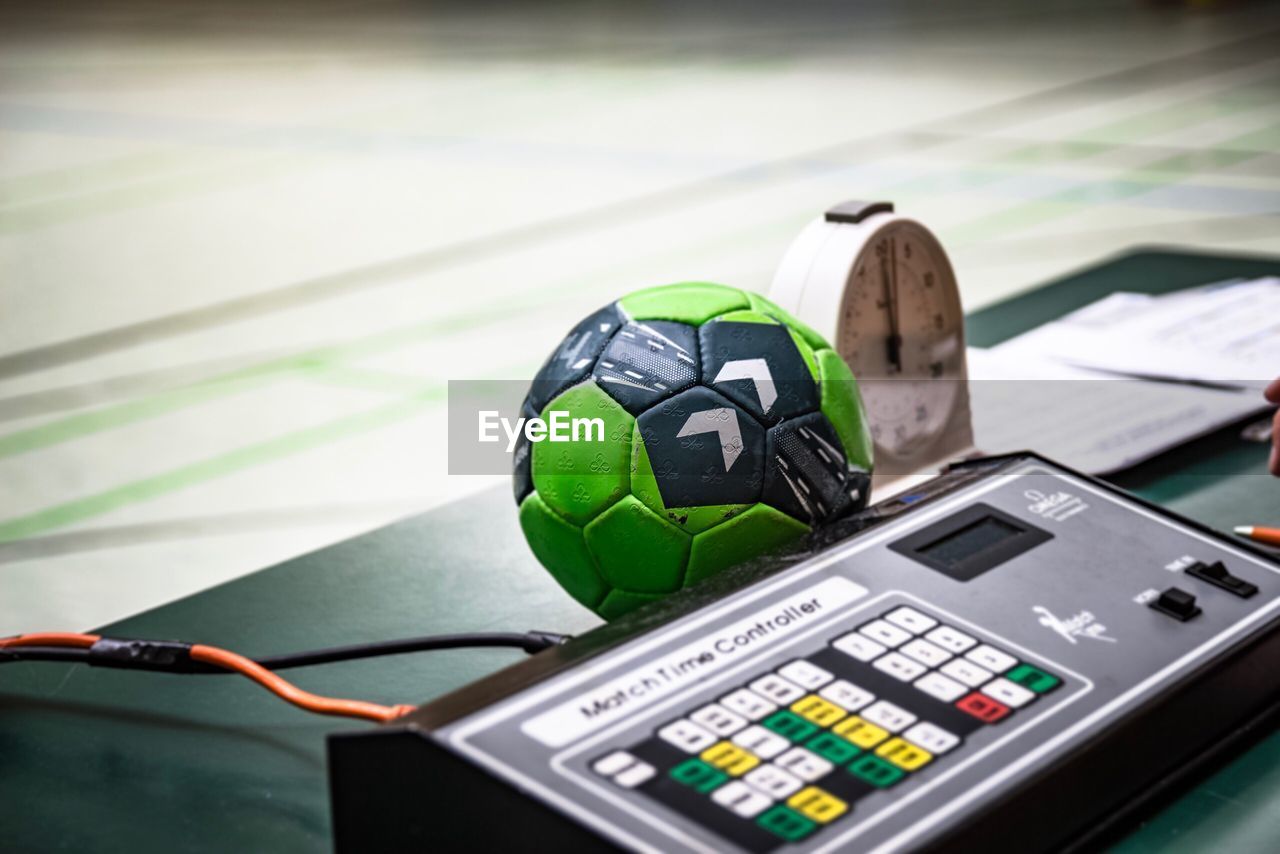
514, 282, 873, 619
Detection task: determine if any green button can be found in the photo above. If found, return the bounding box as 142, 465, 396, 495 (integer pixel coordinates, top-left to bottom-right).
669, 758, 727, 793
848, 754, 905, 788
762, 710, 819, 742
1006, 663, 1061, 694
806, 731, 861, 764
756, 805, 817, 841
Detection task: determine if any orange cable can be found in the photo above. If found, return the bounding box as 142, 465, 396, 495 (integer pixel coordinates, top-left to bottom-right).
2, 632, 414, 724
188, 644, 414, 723
0, 632, 99, 649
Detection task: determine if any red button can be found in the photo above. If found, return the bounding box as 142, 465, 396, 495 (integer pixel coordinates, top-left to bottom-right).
956, 692, 1010, 723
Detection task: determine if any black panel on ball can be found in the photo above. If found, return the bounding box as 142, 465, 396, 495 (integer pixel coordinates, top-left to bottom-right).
700, 320, 819, 424
594, 320, 700, 415
636, 386, 765, 510
526, 302, 625, 413
763, 411, 866, 525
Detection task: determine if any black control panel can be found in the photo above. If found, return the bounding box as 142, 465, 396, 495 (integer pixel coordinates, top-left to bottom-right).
328, 454, 1280, 853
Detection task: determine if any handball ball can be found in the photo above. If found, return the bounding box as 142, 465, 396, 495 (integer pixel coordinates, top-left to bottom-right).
514, 282, 873, 619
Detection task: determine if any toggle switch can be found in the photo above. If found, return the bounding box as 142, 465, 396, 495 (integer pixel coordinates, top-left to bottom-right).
1149, 587, 1201, 622
1184, 560, 1258, 598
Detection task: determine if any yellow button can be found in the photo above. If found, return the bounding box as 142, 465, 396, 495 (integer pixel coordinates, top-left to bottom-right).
700, 741, 760, 776
786, 786, 849, 824
790, 695, 848, 728
833, 716, 889, 749
875, 737, 933, 771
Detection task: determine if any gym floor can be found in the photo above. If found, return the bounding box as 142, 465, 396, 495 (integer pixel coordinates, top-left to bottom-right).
1, 0, 1278, 633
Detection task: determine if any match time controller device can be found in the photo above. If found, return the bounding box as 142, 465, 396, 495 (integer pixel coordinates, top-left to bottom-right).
329, 454, 1280, 852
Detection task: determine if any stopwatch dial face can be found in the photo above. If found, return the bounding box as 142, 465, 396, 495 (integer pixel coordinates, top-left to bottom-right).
836, 221, 963, 462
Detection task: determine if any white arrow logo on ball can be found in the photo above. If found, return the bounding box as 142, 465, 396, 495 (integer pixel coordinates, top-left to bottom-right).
713, 358, 777, 414
678, 408, 745, 471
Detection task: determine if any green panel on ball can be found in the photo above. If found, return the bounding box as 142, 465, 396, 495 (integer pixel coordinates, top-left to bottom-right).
618, 282, 750, 325
747, 292, 831, 353
630, 424, 749, 534
531, 381, 633, 526
816, 349, 874, 472
585, 495, 691, 594
598, 589, 667, 621
685, 503, 809, 587
518, 494, 607, 609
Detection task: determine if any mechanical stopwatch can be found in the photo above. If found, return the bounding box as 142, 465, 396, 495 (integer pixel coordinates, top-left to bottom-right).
769, 201, 974, 486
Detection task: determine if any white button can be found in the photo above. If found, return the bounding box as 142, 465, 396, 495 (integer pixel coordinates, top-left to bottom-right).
732, 725, 790, 759
904, 722, 961, 755
860, 699, 917, 733
592, 750, 636, 777
859, 619, 912, 648
777, 659, 833, 690
832, 631, 886, 662
749, 674, 807, 705
982, 677, 1036, 708
914, 672, 968, 703
690, 703, 748, 737
614, 761, 656, 788
721, 688, 777, 721
819, 679, 875, 711
775, 747, 833, 782
658, 719, 717, 753
966, 644, 1018, 674
885, 606, 938, 634
744, 764, 803, 798
873, 651, 928, 682
900, 638, 952, 668
940, 658, 993, 688
926, 625, 977, 654
712, 781, 772, 818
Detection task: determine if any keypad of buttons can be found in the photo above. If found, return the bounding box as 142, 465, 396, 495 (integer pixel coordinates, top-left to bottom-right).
592, 605, 1062, 851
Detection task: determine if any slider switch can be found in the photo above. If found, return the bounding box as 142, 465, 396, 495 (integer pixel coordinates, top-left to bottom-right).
1150, 587, 1201, 622
1185, 560, 1257, 598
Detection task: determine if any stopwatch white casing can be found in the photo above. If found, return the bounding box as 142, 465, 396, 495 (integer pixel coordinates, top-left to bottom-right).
770, 202, 975, 493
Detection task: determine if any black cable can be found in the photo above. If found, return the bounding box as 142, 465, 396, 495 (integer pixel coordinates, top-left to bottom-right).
253, 630, 571, 670
0, 630, 572, 673
0, 646, 90, 666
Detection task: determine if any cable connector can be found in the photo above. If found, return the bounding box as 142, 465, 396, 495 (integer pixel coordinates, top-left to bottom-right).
87, 638, 203, 672
520, 630, 573, 653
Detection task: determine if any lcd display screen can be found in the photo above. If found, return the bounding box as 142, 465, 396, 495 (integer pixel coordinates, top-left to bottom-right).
888, 503, 1052, 582
917, 516, 1023, 568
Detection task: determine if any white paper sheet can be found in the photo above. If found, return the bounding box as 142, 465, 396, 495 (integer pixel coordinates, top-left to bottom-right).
967, 347, 1267, 475
991, 277, 1280, 389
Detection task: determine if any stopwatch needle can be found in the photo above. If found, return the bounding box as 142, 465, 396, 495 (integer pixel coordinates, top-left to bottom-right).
882, 240, 903, 373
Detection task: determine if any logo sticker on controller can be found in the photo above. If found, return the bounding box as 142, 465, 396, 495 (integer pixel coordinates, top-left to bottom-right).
1033, 605, 1116, 645
1025, 489, 1088, 521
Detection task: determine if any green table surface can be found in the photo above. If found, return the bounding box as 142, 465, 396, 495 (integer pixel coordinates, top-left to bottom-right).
2, 248, 1278, 852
